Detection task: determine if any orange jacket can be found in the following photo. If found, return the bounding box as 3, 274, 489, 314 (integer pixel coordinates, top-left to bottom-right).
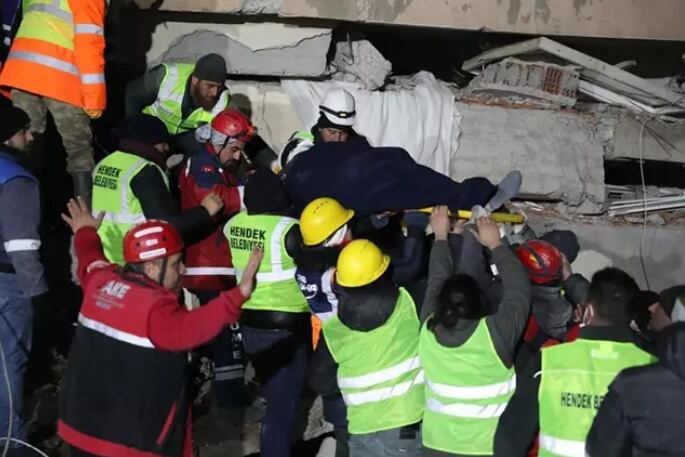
0, 0, 106, 110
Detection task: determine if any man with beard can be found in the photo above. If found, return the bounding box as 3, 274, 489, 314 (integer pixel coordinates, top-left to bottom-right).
0, 103, 48, 455
177, 109, 255, 409
125, 53, 230, 145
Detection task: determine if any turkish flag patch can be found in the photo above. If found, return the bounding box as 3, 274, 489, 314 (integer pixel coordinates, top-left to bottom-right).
201, 165, 216, 173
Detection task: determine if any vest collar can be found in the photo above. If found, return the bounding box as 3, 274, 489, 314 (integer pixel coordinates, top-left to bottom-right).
579, 325, 639, 344
0, 145, 28, 167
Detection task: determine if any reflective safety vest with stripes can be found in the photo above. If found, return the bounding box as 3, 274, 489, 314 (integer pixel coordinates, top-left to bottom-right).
323, 288, 424, 434
0, 0, 107, 109
538, 339, 656, 457
143, 63, 230, 135
224, 212, 309, 313
92, 151, 168, 265
419, 319, 515, 455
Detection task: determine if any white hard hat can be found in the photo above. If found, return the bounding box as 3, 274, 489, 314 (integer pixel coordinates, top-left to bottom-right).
319, 89, 356, 127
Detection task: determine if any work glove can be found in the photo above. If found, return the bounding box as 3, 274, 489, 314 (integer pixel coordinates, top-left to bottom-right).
85, 109, 103, 119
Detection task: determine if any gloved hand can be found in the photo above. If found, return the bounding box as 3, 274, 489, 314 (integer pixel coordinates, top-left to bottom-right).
85, 109, 103, 119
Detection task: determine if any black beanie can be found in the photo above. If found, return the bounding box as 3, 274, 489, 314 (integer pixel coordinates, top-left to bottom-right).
193, 53, 227, 83
0, 104, 30, 143
540, 230, 580, 263
114, 114, 169, 147
244, 168, 291, 215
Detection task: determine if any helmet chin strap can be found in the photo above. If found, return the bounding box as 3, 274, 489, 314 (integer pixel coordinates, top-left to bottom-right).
157, 257, 169, 287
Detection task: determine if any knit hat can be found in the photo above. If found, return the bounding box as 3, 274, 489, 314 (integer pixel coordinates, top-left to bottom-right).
114, 114, 169, 147
244, 168, 291, 215
192, 53, 227, 83
539, 230, 581, 263
0, 104, 30, 143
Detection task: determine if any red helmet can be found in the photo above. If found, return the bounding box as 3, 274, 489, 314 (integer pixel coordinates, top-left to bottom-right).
515, 239, 563, 284
210, 109, 255, 144
123, 220, 184, 263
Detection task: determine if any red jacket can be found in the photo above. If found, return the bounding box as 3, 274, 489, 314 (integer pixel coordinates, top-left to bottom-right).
58, 227, 245, 457
178, 145, 242, 291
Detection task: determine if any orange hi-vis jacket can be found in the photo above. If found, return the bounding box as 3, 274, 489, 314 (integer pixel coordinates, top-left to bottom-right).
0, 0, 106, 110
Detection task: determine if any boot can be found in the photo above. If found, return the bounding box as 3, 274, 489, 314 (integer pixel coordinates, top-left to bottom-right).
71, 171, 93, 208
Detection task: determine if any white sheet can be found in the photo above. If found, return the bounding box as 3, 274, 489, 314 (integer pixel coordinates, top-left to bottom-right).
281, 71, 459, 176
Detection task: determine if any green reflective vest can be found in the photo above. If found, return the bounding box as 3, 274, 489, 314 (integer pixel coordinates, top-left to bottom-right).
538, 338, 656, 457
419, 319, 515, 455
323, 288, 424, 434
143, 63, 230, 135
224, 212, 309, 313
16, 0, 74, 50
92, 151, 168, 265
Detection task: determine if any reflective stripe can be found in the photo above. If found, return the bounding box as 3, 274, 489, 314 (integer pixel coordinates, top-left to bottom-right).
25, 3, 73, 22
2, 24, 11, 31
4, 239, 41, 252
78, 314, 154, 349
426, 397, 508, 419
235, 267, 297, 283
7, 50, 77, 74
320, 268, 338, 314
339, 356, 421, 389
315, 310, 336, 322
343, 370, 424, 406
270, 218, 292, 272
75, 24, 104, 35
538, 433, 586, 457
81, 73, 105, 84
215, 364, 243, 372
184, 267, 236, 276
426, 375, 516, 400
85, 260, 110, 274
215, 370, 244, 381
237, 186, 245, 211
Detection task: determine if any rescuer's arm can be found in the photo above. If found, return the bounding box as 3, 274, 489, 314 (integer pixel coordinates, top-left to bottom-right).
493, 354, 541, 457
71, 0, 107, 112
148, 248, 263, 351
421, 206, 454, 322
125, 65, 165, 117
61, 197, 110, 287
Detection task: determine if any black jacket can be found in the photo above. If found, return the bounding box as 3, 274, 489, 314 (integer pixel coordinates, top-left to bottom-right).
586, 322, 685, 457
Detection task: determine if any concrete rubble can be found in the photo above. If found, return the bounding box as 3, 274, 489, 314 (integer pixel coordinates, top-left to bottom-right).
329, 37, 392, 90
147, 22, 332, 77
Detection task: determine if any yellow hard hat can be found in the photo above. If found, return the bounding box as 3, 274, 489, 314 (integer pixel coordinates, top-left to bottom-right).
336, 239, 390, 288
300, 198, 355, 246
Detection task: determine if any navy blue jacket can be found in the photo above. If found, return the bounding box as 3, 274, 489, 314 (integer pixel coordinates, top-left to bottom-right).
285, 142, 496, 216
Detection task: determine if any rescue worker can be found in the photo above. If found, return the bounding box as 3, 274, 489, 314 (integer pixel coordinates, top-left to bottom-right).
92, 114, 224, 265
515, 238, 589, 371
647, 285, 685, 333
126, 53, 229, 141
326, 239, 423, 457
58, 197, 263, 457
178, 109, 255, 408
586, 322, 685, 457
224, 169, 310, 457
419, 207, 530, 457
494, 267, 657, 457
0, 104, 48, 453
0, 0, 106, 202
311, 88, 368, 145
296, 197, 355, 457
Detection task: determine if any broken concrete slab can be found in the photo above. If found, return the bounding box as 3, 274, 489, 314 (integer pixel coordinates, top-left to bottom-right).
466, 58, 579, 107
330, 38, 392, 90
463, 37, 685, 114
451, 102, 605, 212
147, 22, 331, 77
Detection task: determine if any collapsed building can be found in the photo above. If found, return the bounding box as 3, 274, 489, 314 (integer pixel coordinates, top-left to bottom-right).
103, 2, 685, 454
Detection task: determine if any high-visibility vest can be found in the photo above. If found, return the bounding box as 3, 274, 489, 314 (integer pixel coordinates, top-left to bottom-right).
143, 63, 230, 135
92, 151, 168, 265
224, 212, 309, 313
0, 0, 106, 109
538, 338, 656, 457
323, 288, 424, 434
419, 319, 515, 455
